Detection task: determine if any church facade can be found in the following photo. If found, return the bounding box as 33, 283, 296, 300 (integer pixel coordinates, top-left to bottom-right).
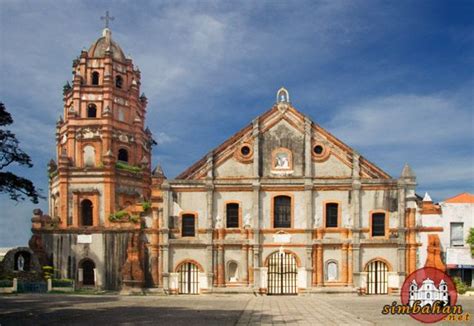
29, 26, 437, 295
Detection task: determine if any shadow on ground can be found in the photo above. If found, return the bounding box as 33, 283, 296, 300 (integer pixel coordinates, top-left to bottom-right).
0, 294, 272, 326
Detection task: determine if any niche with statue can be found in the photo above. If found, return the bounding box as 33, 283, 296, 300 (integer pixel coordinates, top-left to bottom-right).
0, 247, 43, 281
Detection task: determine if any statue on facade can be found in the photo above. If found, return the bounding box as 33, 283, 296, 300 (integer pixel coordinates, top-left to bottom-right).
279, 91, 287, 103
275, 152, 290, 169
313, 214, 319, 228
17, 254, 25, 271
244, 214, 252, 228
215, 215, 223, 229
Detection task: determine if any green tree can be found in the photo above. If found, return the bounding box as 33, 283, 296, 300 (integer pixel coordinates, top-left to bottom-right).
467, 227, 474, 255
0, 102, 41, 203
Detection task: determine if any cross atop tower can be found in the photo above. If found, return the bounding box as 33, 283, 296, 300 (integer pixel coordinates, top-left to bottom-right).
100, 11, 115, 29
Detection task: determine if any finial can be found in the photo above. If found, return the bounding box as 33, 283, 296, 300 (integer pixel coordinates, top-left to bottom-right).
100, 11, 115, 29
401, 163, 415, 179
152, 164, 165, 177
423, 192, 432, 202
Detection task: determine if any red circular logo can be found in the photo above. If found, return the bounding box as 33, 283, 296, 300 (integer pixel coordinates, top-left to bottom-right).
400, 267, 458, 323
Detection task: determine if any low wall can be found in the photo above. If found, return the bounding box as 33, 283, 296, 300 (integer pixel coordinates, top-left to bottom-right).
0, 278, 17, 293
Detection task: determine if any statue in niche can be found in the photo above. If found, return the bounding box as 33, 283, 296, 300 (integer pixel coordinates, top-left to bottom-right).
274, 152, 290, 169
17, 254, 25, 271
279, 91, 287, 103
346, 214, 352, 225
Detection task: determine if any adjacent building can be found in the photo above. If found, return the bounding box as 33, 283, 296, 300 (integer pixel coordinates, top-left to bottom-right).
418, 193, 474, 286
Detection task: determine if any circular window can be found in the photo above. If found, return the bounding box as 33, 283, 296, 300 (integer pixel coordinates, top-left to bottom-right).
311, 142, 330, 161
234, 143, 253, 163
313, 145, 323, 155
241, 145, 251, 156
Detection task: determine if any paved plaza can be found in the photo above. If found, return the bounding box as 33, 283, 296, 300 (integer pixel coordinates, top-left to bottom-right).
0, 293, 472, 325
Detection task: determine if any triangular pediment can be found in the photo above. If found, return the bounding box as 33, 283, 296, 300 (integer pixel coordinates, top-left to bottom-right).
175, 104, 391, 180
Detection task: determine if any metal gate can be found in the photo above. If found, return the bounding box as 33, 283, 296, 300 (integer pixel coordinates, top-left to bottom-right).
267, 252, 297, 295
178, 262, 199, 294
17, 281, 47, 293
366, 260, 388, 294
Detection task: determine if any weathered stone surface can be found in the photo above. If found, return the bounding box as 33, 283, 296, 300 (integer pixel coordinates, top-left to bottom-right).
121, 232, 145, 288
424, 234, 446, 272
104, 232, 131, 290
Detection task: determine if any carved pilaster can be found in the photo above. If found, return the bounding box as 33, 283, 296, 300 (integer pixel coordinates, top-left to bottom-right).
304, 116, 312, 177
347, 244, 353, 285
341, 243, 349, 284
252, 118, 260, 178
316, 245, 323, 286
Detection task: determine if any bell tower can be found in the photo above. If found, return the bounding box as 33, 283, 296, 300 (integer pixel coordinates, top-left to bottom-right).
49, 19, 153, 229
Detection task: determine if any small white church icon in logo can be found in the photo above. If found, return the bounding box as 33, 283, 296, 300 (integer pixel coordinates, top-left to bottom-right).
409, 278, 449, 307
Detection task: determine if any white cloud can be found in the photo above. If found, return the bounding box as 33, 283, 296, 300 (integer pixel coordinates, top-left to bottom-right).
328, 92, 473, 147
155, 131, 175, 145
322, 88, 474, 203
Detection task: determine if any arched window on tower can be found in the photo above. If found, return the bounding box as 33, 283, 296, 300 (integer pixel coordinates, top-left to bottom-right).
115, 75, 123, 89
80, 199, 93, 226
91, 71, 100, 85
52, 195, 59, 218
118, 148, 129, 163
87, 104, 97, 118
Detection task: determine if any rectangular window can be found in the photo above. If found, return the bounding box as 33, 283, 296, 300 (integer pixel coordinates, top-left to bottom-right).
372, 213, 386, 237
325, 203, 338, 228
182, 214, 195, 237
226, 203, 239, 228
450, 223, 464, 247
274, 196, 291, 228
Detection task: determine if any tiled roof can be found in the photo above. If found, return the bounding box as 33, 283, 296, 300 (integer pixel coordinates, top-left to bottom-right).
443, 192, 474, 203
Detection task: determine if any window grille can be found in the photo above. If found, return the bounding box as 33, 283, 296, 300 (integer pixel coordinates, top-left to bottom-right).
182, 214, 195, 237
226, 203, 239, 228
274, 196, 291, 228
372, 213, 386, 237
326, 203, 338, 228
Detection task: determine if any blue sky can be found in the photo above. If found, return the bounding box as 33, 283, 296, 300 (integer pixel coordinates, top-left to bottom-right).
0, 0, 473, 247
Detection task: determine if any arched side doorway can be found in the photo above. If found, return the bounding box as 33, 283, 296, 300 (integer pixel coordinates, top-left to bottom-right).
267, 251, 297, 295
177, 262, 199, 294
366, 260, 388, 294
80, 259, 96, 286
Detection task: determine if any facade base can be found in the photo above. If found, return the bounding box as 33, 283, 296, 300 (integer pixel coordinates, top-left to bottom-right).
309, 286, 358, 294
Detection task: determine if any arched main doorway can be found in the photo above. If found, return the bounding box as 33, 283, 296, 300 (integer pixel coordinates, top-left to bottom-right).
80, 259, 96, 286
267, 251, 297, 295
177, 262, 199, 294
366, 260, 388, 294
